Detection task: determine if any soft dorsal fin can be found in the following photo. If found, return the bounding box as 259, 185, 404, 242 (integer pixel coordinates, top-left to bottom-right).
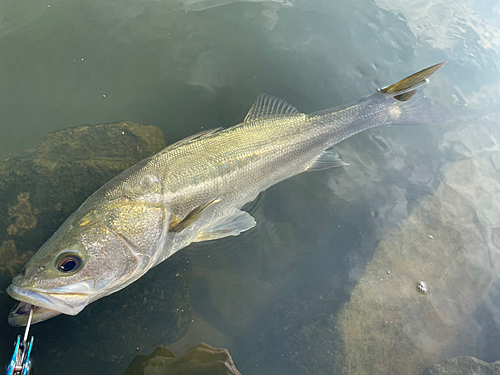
244, 93, 300, 122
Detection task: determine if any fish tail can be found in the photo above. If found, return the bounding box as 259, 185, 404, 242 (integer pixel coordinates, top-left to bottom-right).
379, 62, 452, 126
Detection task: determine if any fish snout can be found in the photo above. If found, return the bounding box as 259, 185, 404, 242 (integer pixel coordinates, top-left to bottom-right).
6, 284, 90, 317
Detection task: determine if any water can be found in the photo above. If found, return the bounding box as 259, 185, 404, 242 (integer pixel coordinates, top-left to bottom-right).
1, 0, 499, 374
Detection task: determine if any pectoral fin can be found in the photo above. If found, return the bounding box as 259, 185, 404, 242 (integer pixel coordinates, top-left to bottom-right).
195, 208, 256, 242
306, 148, 349, 172
170, 197, 221, 233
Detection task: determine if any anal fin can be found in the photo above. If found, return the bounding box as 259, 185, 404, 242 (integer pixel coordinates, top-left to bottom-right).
195, 208, 256, 242
306, 148, 349, 172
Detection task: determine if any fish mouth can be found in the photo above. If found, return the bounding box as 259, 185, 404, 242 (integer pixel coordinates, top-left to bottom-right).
9, 301, 62, 327
7, 284, 90, 320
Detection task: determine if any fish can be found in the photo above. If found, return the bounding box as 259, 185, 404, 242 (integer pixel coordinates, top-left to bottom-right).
7, 63, 450, 326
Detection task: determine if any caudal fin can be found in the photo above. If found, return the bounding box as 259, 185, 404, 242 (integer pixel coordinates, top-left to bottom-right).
380, 62, 452, 125
380, 62, 446, 100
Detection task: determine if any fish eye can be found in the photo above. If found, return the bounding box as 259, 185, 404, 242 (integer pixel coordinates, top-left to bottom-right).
56, 254, 83, 273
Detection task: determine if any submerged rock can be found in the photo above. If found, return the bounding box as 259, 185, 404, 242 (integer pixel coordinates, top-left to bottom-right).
286, 156, 500, 375
0, 240, 33, 279
422, 356, 500, 375
0, 122, 193, 373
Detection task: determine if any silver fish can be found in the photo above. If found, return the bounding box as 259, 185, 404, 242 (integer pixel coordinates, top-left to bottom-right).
7, 63, 450, 326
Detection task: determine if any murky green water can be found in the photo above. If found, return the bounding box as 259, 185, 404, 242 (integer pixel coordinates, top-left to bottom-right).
1, 0, 500, 374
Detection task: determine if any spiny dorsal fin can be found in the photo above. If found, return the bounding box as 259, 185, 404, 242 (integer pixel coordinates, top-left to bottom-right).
244, 93, 300, 122
169, 127, 225, 149
380, 62, 446, 101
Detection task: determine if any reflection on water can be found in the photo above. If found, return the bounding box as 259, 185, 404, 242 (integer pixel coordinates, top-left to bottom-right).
1, 0, 500, 374
123, 343, 241, 375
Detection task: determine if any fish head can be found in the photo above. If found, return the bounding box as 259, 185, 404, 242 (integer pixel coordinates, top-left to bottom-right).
7, 196, 166, 326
